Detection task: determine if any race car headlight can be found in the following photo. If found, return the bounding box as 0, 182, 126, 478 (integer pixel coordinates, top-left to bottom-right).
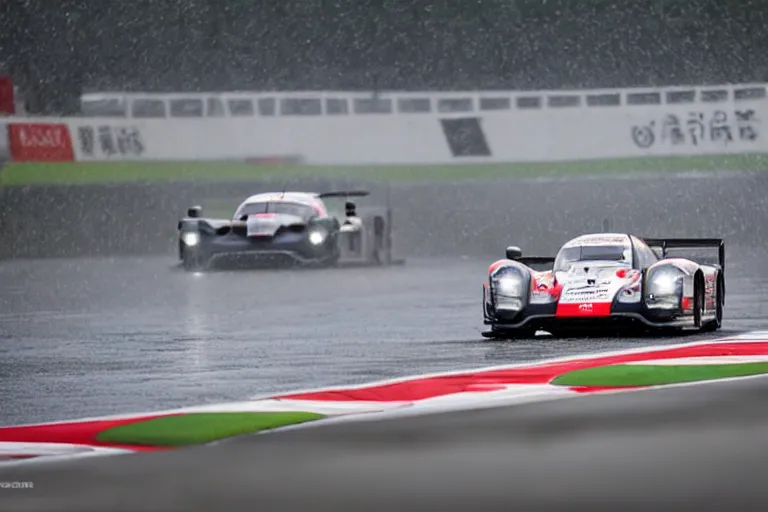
308, 228, 327, 245
181, 232, 200, 247
649, 269, 682, 296
495, 275, 524, 298
645, 267, 685, 309
492, 272, 527, 311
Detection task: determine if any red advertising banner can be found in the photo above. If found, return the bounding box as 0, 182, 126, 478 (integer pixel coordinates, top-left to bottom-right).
8, 123, 75, 162
0, 75, 14, 115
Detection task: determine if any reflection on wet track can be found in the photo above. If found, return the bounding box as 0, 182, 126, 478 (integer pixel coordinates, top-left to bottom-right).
1, 250, 766, 425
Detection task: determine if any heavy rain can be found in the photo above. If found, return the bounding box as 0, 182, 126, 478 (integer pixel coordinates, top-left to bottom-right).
1, 1, 768, 509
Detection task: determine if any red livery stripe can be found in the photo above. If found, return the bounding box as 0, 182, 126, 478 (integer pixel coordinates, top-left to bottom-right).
555, 302, 612, 317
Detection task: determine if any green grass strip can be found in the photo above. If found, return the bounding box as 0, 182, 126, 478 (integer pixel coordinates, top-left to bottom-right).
96, 411, 325, 447
1, 153, 767, 185
551, 362, 768, 387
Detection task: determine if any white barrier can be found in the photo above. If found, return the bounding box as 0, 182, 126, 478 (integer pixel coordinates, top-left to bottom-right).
5, 93, 768, 165
482, 100, 765, 161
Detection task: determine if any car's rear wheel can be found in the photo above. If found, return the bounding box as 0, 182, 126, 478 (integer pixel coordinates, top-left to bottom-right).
693, 274, 705, 329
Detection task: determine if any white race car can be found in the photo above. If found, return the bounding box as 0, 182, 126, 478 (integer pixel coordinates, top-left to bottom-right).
482, 233, 725, 338
177, 190, 402, 271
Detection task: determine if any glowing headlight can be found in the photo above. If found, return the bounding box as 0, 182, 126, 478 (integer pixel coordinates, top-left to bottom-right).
181, 232, 200, 247
650, 271, 681, 295
308, 228, 327, 245
494, 275, 524, 297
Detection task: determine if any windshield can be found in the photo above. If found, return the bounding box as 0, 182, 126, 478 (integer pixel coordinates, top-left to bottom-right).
554, 245, 631, 272
236, 201, 317, 221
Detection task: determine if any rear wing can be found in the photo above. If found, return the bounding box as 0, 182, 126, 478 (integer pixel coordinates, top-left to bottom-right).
318, 190, 370, 198
641, 237, 725, 272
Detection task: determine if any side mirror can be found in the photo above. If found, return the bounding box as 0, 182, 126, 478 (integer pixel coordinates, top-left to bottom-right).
345, 201, 357, 217
187, 206, 202, 218
505, 246, 522, 260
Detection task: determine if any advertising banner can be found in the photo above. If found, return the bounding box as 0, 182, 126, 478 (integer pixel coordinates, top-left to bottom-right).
8, 123, 75, 162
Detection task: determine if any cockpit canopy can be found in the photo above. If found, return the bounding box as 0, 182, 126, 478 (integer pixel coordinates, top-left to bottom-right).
234, 201, 318, 221
553, 244, 632, 272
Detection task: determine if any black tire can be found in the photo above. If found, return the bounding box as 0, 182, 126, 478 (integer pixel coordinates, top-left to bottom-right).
693, 274, 705, 329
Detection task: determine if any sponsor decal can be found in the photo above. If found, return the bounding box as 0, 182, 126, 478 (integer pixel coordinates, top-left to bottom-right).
8, 123, 75, 162
77, 124, 145, 159
562, 287, 611, 301
556, 301, 612, 317
631, 109, 760, 149
246, 214, 278, 236
704, 273, 718, 309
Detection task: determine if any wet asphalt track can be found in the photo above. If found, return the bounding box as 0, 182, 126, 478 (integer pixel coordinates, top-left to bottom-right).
5, 374, 768, 511
1, 246, 767, 426
1, 171, 768, 425
2, 171, 768, 509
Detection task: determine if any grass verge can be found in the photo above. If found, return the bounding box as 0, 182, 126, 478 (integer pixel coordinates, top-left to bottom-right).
95, 411, 325, 447
1, 153, 767, 185
551, 362, 768, 388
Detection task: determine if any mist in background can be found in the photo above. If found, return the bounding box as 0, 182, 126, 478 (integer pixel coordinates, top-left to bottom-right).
1, 0, 767, 115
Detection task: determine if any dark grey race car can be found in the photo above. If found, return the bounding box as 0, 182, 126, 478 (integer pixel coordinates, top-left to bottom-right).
177, 190, 403, 271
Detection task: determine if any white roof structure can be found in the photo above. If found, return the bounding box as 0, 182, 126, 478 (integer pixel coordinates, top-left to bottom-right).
235, 191, 328, 217
562, 233, 631, 248
79, 83, 768, 118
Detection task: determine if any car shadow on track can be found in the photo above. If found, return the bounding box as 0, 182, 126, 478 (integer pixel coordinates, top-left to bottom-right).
470, 328, 749, 365
476, 327, 745, 344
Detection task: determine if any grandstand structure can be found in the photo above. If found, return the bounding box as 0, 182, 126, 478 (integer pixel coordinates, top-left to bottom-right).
80, 83, 768, 119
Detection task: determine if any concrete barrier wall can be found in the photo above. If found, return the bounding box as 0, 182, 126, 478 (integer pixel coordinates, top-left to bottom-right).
2, 171, 767, 261
4, 94, 767, 165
